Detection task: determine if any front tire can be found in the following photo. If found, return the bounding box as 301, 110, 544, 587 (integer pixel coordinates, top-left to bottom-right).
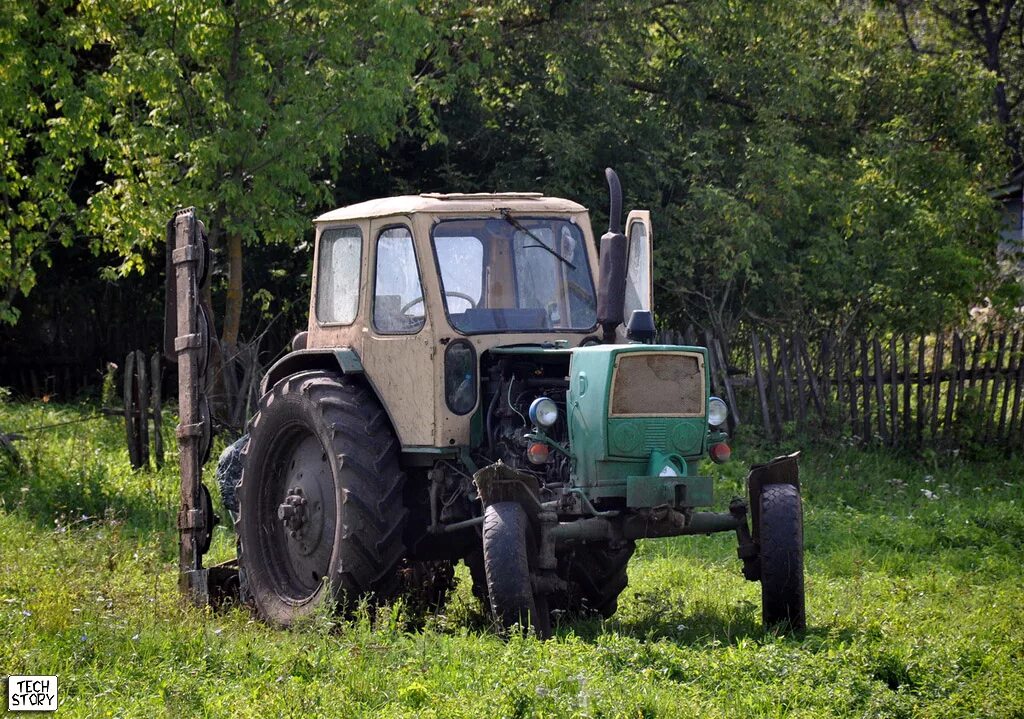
759, 484, 806, 630
482, 502, 547, 635
237, 371, 407, 626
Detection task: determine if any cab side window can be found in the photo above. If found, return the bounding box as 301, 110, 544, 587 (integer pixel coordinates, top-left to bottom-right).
373, 227, 425, 334
316, 227, 362, 325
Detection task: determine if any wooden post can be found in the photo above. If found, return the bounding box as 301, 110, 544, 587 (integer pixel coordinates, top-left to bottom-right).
764, 335, 784, 438
888, 338, 898, 447
902, 336, 912, 444
859, 337, 871, 442
847, 337, 858, 439
779, 338, 795, 423
873, 338, 887, 445
792, 336, 808, 428
1008, 335, 1024, 448
798, 334, 825, 422
752, 333, 773, 439
123, 351, 141, 469
977, 333, 997, 441
942, 333, 959, 445
916, 336, 926, 446
713, 337, 741, 429
997, 332, 1020, 442
171, 208, 210, 606
929, 333, 944, 441
983, 333, 1007, 443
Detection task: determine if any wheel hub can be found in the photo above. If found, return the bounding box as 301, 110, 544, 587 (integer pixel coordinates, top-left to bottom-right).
278, 488, 308, 535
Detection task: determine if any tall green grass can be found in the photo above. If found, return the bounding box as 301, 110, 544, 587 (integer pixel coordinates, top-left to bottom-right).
1, 399, 1022, 717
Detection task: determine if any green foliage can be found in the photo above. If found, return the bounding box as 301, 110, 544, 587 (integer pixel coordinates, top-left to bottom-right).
2, 400, 1023, 716
413, 0, 1015, 336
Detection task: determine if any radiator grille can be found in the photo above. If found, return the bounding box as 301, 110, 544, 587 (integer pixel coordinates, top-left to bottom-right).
610, 352, 704, 417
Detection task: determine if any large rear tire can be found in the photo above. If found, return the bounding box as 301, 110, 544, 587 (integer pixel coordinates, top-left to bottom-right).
482, 502, 548, 635
237, 371, 407, 626
759, 483, 806, 630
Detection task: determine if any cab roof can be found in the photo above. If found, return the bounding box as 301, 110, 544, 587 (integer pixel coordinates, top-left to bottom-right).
314, 193, 588, 223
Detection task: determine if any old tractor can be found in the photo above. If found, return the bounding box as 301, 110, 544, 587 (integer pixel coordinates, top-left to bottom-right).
166, 170, 805, 635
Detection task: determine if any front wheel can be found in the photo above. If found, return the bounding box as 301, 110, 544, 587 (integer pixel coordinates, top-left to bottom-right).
482, 502, 548, 636
759, 483, 806, 630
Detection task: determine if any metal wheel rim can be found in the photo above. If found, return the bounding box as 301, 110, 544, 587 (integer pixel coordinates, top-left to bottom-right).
257, 424, 337, 603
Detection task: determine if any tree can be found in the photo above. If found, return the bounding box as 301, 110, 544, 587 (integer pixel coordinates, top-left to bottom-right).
406, 0, 1012, 337
81, 0, 432, 350
0, 0, 103, 324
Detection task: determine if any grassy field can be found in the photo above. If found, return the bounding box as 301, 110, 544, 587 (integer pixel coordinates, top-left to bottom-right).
1, 398, 1022, 718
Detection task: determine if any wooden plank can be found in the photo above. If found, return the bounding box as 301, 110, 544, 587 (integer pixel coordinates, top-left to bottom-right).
751, 333, 773, 439
997, 332, 1020, 441
916, 335, 926, 444
764, 335, 785, 438
942, 333, 959, 444
967, 334, 983, 389
859, 337, 871, 441
954, 333, 969, 445
873, 338, 887, 445
847, 337, 858, 438
136, 349, 150, 469
779, 337, 795, 422
929, 333, 944, 441
798, 334, 826, 421
792, 336, 808, 427
977, 333, 997, 441
123, 351, 140, 469
713, 336, 741, 429
888, 337, 899, 447
704, 330, 720, 398
902, 336, 912, 444
983, 333, 1007, 443
834, 332, 845, 417
1009, 334, 1024, 447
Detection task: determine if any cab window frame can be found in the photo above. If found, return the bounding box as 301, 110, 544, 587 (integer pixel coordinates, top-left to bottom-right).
314, 224, 363, 327
371, 223, 428, 336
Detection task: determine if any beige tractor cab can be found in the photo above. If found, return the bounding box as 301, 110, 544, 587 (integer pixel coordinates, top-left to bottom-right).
185, 170, 804, 636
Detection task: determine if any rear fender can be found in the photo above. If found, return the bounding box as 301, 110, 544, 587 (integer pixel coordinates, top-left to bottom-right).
259, 348, 364, 396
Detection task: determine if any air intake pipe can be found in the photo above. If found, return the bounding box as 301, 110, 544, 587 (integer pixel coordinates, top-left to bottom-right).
596, 168, 628, 343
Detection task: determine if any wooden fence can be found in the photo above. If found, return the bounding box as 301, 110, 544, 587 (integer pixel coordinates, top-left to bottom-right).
659, 329, 1024, 452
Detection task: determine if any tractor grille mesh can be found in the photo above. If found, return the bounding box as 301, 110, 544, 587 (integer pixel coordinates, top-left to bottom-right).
610, 353, 704, 417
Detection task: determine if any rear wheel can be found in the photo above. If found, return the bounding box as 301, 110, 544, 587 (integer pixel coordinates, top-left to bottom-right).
237, 371, 406, 626
759, 484, 805, 630
482, 502, 548, 635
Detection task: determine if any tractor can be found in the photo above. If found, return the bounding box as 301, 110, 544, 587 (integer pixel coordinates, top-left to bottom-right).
168, 169, 805, 636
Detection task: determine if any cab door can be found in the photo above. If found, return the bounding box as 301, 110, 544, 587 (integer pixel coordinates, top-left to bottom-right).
359, 217, 436, 446
623, 210, 654, 324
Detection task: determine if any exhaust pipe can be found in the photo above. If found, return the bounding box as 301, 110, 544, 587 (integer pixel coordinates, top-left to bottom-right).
596, 168, 628, 343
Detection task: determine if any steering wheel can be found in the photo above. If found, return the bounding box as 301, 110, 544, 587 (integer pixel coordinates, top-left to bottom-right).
400, 291, 477, 314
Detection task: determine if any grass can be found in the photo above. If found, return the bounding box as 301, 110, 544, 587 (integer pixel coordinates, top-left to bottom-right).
1, 398, 1023, 718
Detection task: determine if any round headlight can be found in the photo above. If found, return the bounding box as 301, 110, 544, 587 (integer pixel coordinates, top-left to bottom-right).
528, 397, 559, 428
708, 397, 728, 427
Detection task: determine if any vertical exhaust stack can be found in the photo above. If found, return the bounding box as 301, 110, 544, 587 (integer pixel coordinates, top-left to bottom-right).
597, 168, 628, 343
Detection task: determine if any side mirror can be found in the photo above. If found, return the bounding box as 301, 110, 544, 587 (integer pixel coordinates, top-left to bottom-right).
597, 168, 628, 343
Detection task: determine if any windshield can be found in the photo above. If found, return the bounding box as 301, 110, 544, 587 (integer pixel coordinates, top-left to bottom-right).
432, 216, 598, 334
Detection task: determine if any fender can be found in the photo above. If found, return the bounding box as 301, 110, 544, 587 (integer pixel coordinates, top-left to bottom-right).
259, 348, 364, 396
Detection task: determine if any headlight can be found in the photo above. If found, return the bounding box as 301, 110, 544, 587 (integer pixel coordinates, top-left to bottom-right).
529, 397, 559, 428
708, 396, 728, 427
